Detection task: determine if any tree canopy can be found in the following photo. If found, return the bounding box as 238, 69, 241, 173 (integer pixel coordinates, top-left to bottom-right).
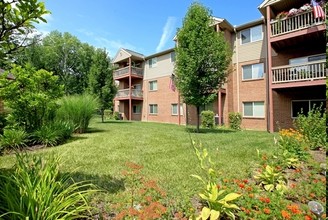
175, 2, 231, 132
0, 0, 49, 65
88, 48, 117, 122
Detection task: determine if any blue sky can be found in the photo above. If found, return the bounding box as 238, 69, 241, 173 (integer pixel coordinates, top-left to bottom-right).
36, 0, 264, 58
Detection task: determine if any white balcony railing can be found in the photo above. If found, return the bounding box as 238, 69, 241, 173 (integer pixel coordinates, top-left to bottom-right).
270, 10, 325, 37
116, 89, 143, 98
113, 66, 143, 78
272, 60, 326, 84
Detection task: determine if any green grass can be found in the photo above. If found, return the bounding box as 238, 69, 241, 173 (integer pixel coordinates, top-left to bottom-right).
0, 117, 276, 207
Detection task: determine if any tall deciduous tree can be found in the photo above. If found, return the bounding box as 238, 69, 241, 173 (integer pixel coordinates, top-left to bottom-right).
175, 2, 231, 132
88, 48, 117, 122
0, 0, 49, 64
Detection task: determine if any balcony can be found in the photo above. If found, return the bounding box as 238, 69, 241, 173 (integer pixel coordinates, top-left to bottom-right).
270, 10, 325, 37
113, 66, 143, 79
272, 60, 326, 85
115, 89, 143, 100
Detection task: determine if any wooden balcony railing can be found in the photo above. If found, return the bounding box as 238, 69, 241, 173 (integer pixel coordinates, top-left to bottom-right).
116, 89, 143, 99
272, 60, 326, 84
113, 66, 143, 78
270, 10, 325, 37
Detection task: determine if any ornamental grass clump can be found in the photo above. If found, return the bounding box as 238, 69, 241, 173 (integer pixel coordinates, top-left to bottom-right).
56, 93, 99, 133
0, 153, 97, 220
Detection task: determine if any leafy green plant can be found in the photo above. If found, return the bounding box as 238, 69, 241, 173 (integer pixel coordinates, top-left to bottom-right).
254, 165, 287, 193
294, 106, 326, 150
56, 93, 99, 133
113, 111, 121, 120
0, 65, 63, 132
228, 112, 242, 130
191, 141, 241, 219
201, 110, 215, 129
277, 129, 308, 161
0, 153, 97, 220
0, 128, 28, 150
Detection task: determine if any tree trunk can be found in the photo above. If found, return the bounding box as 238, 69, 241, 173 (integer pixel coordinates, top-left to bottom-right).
196, 106, 200, 133
101, 109, 104, 123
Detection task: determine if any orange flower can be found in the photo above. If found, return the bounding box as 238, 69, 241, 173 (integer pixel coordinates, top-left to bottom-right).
246, 186, 253, 191
263, 208, 271, 214
309, 193, 316, 198
281, 210, 291, 219
287, 204, 302, 214
238, 183, 245, 189
248, 193, 254, 198
304, 215, 312, 220
260, 197, 270, 203
290, 183, 296, 188
243, 179, 249, 184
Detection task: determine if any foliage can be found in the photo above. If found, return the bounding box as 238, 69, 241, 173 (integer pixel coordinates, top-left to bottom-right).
113, 111, 121, 120
0, 0, 49, 64
294, 107, 326, 150
0, 128, 28, 151
253, 164, 288, 193
0, 65, 63, 132
88, 48, 117, 122
56, 93, 99, 133
277, 128, 309, 161
15, 31, 96, 95
201, 110, 215, 129
0, 153, 97, 220
175, 2, 231, 132
191, 141, 241, 219
113, 162, 168, 220
0, 112, 8, 134
31, 120, 75, 147
228, 112, 242, 130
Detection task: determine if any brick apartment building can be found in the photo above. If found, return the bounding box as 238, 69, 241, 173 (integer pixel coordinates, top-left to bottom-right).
112, 0, 326, 132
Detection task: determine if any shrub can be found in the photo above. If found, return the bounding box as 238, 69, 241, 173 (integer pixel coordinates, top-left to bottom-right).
294, 107, 326, 150
103, 109, 112, 120
200, 110, 215, 128
113, 111, 121, 120
56, 94, 99, 133
229, 112, 242, 130
0, 153, 97, 220
0, 128, 28, 150
0, 112, 8, 135
32, 120, 75, 147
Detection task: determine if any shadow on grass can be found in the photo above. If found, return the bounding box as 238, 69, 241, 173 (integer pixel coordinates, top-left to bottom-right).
69, 172, 125, 194
84, 128, 107, 133
185, 127, 236, 134
96, 120, 132, 124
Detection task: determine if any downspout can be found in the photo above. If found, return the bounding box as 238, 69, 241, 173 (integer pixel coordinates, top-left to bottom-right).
266, 6, 274, 133
234, 26, 240, 113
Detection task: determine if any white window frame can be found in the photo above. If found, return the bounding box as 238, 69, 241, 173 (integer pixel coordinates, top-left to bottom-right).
132, 105, 141, 114
171, 103, 183, 116
243, 101, 265, 118
148, 57, 157, 68
242, 63, 264, 80
149, 104, 158, 114
149, 80, 157, 91
240, 25, 263, 45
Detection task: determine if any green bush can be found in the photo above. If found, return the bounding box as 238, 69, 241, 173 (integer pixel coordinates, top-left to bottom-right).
103, 109, 112, 120
0, 153, 97, 220
0, 128, 28, 150
294, 107, 326, 150
32, 120, 75, 147
229, 112, 242, 130
201, 110, 215, 128
0, 112, 8, 135
113, 111, 121, 120
56, 94, 99, 133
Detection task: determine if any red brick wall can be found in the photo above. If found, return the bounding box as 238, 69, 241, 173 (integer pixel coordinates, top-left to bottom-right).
142, 76, 186, 125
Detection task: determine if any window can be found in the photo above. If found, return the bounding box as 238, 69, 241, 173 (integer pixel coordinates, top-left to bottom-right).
241, 25, 262, 44
243, 102, 265, 117
171, 104, 183, 115
242, 63, 264, 80
170, 52, 176, 62
291, 100, 326, 118
133, 105, 141, 114
148, 57, 157, 68
149, 104, 158, 114
149, 80, 157, 91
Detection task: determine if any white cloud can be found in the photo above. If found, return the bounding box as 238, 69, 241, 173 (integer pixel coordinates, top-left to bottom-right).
156, 16, 177, 53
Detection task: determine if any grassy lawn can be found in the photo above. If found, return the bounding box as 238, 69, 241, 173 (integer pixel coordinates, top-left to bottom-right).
0, 117, 276, 206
